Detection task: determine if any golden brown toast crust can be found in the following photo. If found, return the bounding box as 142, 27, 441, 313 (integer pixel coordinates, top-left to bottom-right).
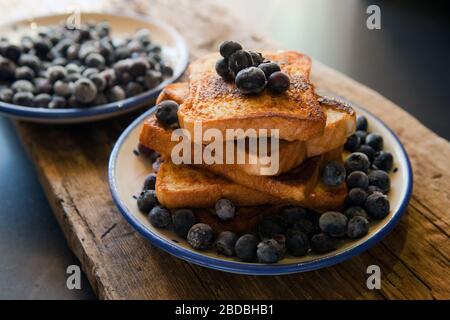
156, 161, 281, 208
139, 116, 346, 205
178, 51, 326, 142
155, 82, 355, 175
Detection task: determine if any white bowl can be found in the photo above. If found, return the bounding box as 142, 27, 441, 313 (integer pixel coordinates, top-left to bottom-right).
108, 96, 413, 275
0, 13, 188, 123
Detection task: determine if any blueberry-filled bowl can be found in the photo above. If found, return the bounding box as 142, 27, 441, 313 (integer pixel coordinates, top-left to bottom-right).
108, 95, 413, 275
0, 13, 188, 123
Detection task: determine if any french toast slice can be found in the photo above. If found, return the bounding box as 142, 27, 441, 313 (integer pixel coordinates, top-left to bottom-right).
156, 160, 347, 215
155, 82, 355, 175
139, 115, 345, 204
178, 51, 326, 142
156, 161, 281, 207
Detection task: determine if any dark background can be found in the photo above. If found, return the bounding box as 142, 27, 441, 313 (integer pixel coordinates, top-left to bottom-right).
0, 0, 449, 299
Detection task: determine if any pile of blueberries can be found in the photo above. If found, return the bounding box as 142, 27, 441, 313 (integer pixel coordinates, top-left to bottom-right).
215, 40, 290, 95
136, 113, 394, 264
0, 21, 172, 108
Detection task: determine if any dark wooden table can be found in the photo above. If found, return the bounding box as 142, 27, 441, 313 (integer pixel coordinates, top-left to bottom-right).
4, 0, 450, 299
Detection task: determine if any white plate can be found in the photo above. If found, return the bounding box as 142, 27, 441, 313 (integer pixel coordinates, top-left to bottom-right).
108, 97, 413, 275
0, 13, 188, 123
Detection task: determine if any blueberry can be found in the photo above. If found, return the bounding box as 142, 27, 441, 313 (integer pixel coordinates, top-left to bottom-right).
137, 190, 157, 213
15, 66, 35, 81
106, 85, 126, 102
19, 54, 41, 72
219, 40, 242, 59
248, 51, 264, 66
311, 233, 336, 254
66, 73, 82, 83
127, 40, 143, 53
346, 171, 369, 189
281, 206, 308, 226
258, 62, 281, 78
125, 81, 144, 97
134, 28, 150, 44
66, 44, 80, 60
4, 44, 22, 62
286, 230, 309, 256
347, 188, 368, 207
373, 151, 394, 172
267, 71, 290, 94
235, 234, 258, 262
291, 219, 318, 238
113, 59, 130, 75
344, 134, 361, 152
78, 41, 97, 60
12, 91, 34, 106
215, 58, 234, 81
215, 198, 235, 221
355, 130, 367, 144
85, 53, 105, 69
20, 36, 34, 53
356, 115, 368, 131
11, 80, 34, 93
73, 78, 97, 103
365, 193, 390, 219
0, 88, 13, 102
0, 56, 16, 80
115, 46, 131, 60
322, 161, 346, 187
52, 57, 67, 66
367, 185, 384, 195
141, 70, 163, 89
187, 223, 214, 250
235, 67, 267, 94
93, 93, 108, 106
143, 173, 157, 191
347, 216, 369, 238
47, 65, 67, 83
228, 50, 253, 74
357, 144, 376, 162
48, 96, 66, 109
344, 206, 369, 220
129, 58, 149, 77
82, 67, 99, 78
214, 231, 238, 256
345, 152, 370, 174
257, 239, 284, 263
54, 80, 73, 98
65, 63, 81, 74
34, 77, 52, 94
33, 93, 51, 108
67, 95, 82, 108
160, 64, 173, 77
366, 133, 383, 151
89, 73, 107, 92
319, 211, 348, 238
173, 209, 196, 238
258, 215, 287, 239
156, 100, 179, 126
148, 205, 172, 228
368, 170, 390, 194
100, 69, 116, 88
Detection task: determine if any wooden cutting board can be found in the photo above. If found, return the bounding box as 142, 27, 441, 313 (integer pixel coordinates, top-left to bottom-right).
11, 0, 450, 299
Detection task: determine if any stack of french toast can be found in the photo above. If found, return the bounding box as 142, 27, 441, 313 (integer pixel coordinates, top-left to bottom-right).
138, 50, 356, 233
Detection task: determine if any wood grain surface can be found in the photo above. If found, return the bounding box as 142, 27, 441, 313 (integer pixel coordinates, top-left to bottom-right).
8, 0, 450, 299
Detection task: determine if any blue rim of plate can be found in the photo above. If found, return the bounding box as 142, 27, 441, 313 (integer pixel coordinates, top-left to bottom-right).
108, 100, 413, 275
0, 12, 189, 121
